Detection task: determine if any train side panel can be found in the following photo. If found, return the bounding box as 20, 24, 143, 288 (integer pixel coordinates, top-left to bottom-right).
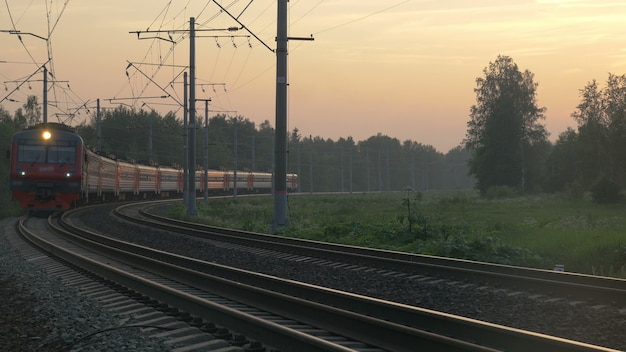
137, 164, 158, 196
158, 166, 182, 194
117, 161, 137, 197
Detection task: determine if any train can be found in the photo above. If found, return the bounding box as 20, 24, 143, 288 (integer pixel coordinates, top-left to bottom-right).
8, 123, 298, 211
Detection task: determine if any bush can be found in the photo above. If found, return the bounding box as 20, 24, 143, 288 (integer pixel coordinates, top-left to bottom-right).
590, 177, 623, 204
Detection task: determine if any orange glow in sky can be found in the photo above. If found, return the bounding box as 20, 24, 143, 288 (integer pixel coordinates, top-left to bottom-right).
2, 1, 626, 153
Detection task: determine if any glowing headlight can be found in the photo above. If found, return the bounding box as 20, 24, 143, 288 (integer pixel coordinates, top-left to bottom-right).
20, 170, 26, 176
42, 130, 52, 140
66, 172, 72, 178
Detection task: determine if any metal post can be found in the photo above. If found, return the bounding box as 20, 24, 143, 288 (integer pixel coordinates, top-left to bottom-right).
183, 72, 188, 206
187, 17, 198, 216
148, 117, 153, 163
43, 66, 47, 124
272, 0, 288, 231
309, 135, 313, 194
204, 100, 209, 203
96, 99, 101, 153
233, 117, 238, 199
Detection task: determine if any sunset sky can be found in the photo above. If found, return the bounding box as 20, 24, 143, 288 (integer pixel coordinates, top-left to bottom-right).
2, 0, 626, 153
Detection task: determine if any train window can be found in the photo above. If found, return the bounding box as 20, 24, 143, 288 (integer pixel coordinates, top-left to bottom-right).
17, 139, 76, 164
48, 146, 76, 164
18, 145, 45, 163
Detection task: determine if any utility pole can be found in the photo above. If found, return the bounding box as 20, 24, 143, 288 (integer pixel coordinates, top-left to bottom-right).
273, 0, 313, 232
196, 99, 211, 204
43, 66, 48, 124
309, 135, 313, 194
232, 117, 239, 199
130, 19, 238, 214
96, 99, 102, 153
148, 117, 153, 163
183, 72, 189, 207
187, 17, 198, 217
273, 0, 289, 231
204, 101, 209, 203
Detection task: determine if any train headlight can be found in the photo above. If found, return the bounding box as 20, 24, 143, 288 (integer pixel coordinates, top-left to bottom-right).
65, 169, 75, 178
42, 130, 52, 140
20, 170, 26, 177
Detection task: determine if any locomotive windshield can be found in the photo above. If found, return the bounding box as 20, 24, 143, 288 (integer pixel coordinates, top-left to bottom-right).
18, 139, 76, 164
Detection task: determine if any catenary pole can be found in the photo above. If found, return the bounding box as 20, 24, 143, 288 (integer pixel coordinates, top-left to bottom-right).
272, 0, 289, 232
183, 72, 188, 206
43, 66, 48, 124
187, 17, 198, 216
96, 99, 101, 153
203, 100, 208, 204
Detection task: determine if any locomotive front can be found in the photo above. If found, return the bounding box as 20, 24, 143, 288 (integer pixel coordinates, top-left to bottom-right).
9, 123, 84, 210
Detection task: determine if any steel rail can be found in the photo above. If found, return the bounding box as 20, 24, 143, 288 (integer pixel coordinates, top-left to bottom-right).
58, 206, 621, 352
17, 215, 377, 352
120, 201, 626, 306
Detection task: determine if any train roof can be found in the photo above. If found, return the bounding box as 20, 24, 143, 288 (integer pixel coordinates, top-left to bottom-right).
25, 122, 75, 132
13, 122, 83, 143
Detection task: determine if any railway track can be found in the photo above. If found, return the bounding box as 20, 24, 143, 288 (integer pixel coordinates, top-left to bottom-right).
119, 201, 626, 309
14, 202, 618, 351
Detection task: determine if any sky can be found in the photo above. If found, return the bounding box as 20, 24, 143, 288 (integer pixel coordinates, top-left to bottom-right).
2, 0, 626, 153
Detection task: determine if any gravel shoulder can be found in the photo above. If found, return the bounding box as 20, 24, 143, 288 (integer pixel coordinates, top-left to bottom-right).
0, 217, 170, 352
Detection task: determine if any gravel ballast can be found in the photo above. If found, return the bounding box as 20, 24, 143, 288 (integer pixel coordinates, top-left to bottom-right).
0, 218, 171, 352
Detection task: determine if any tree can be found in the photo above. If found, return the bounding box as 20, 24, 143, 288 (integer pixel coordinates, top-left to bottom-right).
23, 95, 41, 127
544, 128, 580, 193
569, 73, 626, 189
0, 105, 11, 123
465, 55, 548, 195
0, 118, 22, 217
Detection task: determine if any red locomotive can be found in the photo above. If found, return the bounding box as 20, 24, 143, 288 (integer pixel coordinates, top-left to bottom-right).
9, 123, 84, 210
9, 123, 298, 211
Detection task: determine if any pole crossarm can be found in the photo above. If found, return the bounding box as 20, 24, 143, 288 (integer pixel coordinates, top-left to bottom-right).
210, 0, 274, 53
1, 29, 48, 41
287, 36, 315, 41
130, 27, 241, 42
106, 95, 169, 102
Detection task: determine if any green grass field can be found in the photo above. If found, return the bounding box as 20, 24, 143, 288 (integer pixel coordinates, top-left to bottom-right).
168, 192, 626, 278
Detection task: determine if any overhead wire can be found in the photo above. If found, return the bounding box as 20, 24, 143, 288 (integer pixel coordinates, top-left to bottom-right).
4, 0, 39, 65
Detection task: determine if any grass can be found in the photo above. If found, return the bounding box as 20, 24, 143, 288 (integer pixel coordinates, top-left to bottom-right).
167, 192, 626, 278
